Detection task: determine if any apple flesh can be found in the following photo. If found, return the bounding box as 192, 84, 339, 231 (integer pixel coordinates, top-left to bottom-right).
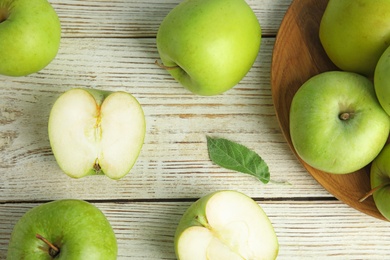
7, 199, 117, 259
156, 0, 261, 96
369, 144, 390, 221
48, 88, 146, 180
174, 190, 279, 260
319, 0, 390, 76
0, 0, 61, 76
290, 71, 390, 174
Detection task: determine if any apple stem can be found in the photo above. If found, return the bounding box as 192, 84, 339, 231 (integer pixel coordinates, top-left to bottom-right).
339, 112, 353, 121
154, 60, 179, 70
359, 182, 390, 202
36, 234, 60, 258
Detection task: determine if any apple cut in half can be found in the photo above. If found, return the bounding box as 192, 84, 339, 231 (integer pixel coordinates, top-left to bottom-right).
48, 88, 146, 180
174, 190, 279, 260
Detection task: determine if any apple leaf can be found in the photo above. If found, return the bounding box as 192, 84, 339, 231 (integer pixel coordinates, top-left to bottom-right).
206, 136, 270, 184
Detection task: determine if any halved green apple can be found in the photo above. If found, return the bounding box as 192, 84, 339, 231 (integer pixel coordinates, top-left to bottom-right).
174, 190, 279, 260
48, 88, 146, 180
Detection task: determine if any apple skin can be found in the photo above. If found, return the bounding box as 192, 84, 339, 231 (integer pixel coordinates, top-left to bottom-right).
374, 44, 390, 116
174, 190, 279, 260
48, 88, 146, 180
290, 71, 390, 174
7, 199, 117, 259
370, 144, 390, 221
0, 0, 61, 77
319, 0, 390, 76
156, 0, 261, 96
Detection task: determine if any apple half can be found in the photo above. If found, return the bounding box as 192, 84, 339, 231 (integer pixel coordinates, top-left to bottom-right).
174, 190, 279, 260
48, 88, 146, 180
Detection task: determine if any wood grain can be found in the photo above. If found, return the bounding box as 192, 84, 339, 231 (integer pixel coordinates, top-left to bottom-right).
271, 0, 385, 221
1, 201, 390, 259
1, 0, 390, 258
51, 0, 292, 38
0, 38, 328, 202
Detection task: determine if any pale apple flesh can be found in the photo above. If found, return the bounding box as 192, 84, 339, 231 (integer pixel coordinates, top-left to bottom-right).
175, 190, 279, 260
48, 88, 146, 180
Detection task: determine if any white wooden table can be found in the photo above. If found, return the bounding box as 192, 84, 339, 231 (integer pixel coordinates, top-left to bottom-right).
1, 0, 390, 259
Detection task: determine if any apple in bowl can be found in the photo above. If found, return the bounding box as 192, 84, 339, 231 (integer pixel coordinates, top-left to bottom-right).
48, 88, 146, 180
289, 71, 390, 174
319, 0, 390, 77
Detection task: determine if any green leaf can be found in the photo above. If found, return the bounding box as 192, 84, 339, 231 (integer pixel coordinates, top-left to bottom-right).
206, 136, 270, 184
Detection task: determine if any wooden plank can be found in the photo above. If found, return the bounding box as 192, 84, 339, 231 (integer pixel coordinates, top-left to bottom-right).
51, 0, 292, 38
0, 38, 330, 202
1, 200, 389, 259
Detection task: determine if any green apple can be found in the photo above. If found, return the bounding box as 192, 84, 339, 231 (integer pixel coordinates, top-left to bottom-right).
374, 44, 390, 116
156, 0, 261, 96
174, 190, 279, 260
0, 0, 61, 76
48, 88, 146, 180
319, 0, 390, 76
369, 144, 390, 221
290, 71, 390, 174
7, 199, 117, 259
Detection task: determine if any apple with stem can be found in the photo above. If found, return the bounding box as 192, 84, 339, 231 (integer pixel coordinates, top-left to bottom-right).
7, 199, 117, 259
156, 0, 261, 96
174, 190, 279, 260
0, 0, 61, 76
48, 88, 146, 180
290, 71, 390, 174
360, 144, 390, 221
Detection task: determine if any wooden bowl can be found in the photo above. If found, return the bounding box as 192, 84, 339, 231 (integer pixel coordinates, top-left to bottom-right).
271, 0, 386, 221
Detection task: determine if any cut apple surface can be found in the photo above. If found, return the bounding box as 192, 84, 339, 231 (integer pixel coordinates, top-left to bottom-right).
175, 190, 279, 260
48, 88, 145, 180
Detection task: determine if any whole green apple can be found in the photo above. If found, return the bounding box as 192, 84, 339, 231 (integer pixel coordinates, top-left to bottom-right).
374, 44, 390, 116
48, 88, 146, 180
174, 190, 279, 260
290, 71, 390, 174
7, 199, 117, 259
156, 0, 261, 96
319, 0, 390, 76
0, 0, 61, 76
369, 144, 390, 221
